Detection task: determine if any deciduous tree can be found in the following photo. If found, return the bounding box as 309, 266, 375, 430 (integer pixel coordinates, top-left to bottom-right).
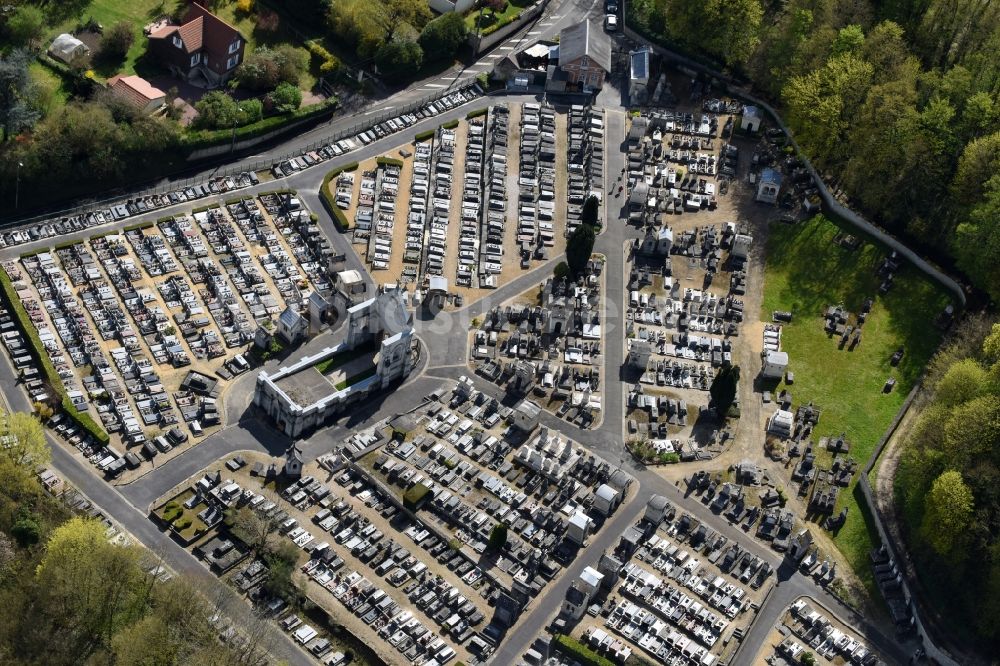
920, 470, 974, 557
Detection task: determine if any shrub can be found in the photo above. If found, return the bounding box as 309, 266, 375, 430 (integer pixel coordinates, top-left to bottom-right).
256, 8, 280, 33
99, 21, 135, 61
466, 108, 488, 119
375, 39, 423, 81
268, 82, 302, 113
441, 119, 459, 130
174, 517, 192, 530
306, 41, 340, 75
6, 5, 45, 48
12, 514, 41, 546
553, 634, 616, 666
235, 45, 308, 91
319, 165, 357, 230
419, 12, 469, 61
415, 129, 435, 142
553, 261, 570, 279
376, 156, 403, 168
236, 0, 254, 13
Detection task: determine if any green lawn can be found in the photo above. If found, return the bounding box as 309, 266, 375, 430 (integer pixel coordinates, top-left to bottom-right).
29, 62, 70, 114
49, 0, 183, 79
760, 215, 951, 598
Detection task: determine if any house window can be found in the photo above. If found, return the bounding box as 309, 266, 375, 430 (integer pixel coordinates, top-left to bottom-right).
229, 39, 241, 54
190, 53, 201, 67
172, 35, 182, 48
226, 54, 239, 70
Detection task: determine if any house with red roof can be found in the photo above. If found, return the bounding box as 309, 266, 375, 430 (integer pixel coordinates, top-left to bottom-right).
107, 75, 167, 114
147, 1, 245, 88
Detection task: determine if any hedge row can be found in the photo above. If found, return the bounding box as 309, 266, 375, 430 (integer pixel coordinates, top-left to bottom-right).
0, 268, 109, 445
376, 156, 404, 168
183, 99, 338, 150
552, 635, 616, 666
190, 205, 217, 214
441, 119, 460, 130
414, 129, 435, 142
260, 188, 297, 197
466, 108, 488, 119
319, 166, 356, 231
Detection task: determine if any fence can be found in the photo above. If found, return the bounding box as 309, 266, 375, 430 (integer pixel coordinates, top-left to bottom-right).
3, 80, 482, 231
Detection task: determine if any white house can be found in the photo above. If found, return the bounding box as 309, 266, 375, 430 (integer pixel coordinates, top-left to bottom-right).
756, 168, 783, 205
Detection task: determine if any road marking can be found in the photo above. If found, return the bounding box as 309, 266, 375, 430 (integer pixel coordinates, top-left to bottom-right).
424, 83, 446, 88
485, 53, 503, 59
498, 45, 514, 50
527, 30, 541, 35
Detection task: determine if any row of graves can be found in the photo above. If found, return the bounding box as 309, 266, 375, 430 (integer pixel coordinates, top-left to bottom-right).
766, 401, 859, 532
480, 105, 510, 285
456, 113, 488, 288
15, 251, 180, 455
565, 104, 605, 236
568, 493, 771, 665
364, 157, 403, 274
625, 223, 752, 444
516, 103, 559, 263
365, 379, 630, 604
398, 140, 432, 284
1, 172, 259, 250
423, 124, 457, 281
626, 109, 740, 222
352, 168, 378, 239
779, 599, 890, 666
474, 269, 604, 428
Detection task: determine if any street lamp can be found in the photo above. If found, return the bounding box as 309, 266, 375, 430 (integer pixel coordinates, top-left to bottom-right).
15, 162, 23, 210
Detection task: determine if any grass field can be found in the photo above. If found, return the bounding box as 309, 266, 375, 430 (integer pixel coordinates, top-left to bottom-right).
50, 0, 183, 79
760, 215, 951, 597
465, 0, 535, 31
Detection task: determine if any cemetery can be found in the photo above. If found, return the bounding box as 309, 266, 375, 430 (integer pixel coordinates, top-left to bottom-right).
327, 102, 606, 310
472, 260, 606, 429
356, 378, 633, 602
0, 191, 337, 481
551, 493, 773, 665
759, 214, 951, 581
752, 597, 890, 666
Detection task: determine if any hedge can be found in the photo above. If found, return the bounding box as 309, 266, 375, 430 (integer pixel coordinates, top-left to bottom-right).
414, 130, 435, 142
319, 166, 356, 231
183, 99, 338, 149
376, 156, 404, 168
0, 268, 109, 445
466, 108, 488, 119
441, 119, 460, 130
157, 216, 175, 224
190, 205, 217, 214
260, 189, 297, 197
553, 635, 616, 666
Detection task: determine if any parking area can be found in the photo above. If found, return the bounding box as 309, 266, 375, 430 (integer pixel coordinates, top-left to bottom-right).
2, 191, 330, 481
